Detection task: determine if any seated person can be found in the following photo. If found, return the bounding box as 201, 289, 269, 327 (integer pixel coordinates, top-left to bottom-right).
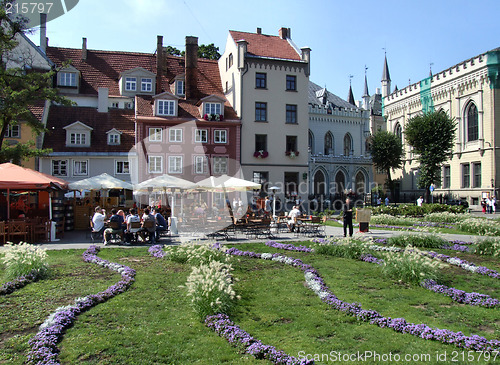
92, 206, 107, 239
287, 206, 302, 232
140, 208, 156, 244
153, 207, 168, 241
125, 208, 141, 244
104, 208, 124, 245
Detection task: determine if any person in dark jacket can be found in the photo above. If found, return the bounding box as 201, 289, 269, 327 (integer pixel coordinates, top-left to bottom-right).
343, 197, 353, 237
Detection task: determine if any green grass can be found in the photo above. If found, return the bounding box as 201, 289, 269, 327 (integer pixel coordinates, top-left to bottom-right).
1, 243, 500, 364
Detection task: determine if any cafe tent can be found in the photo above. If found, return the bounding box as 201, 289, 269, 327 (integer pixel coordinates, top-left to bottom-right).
194, 174, 261, 191
68, 173, 133, 191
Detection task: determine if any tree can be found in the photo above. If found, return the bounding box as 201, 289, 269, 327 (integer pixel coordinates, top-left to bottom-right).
0, 3, 71, 163
404, 110, 456, 202
164, 43, 221, 60
370, 130, 404, 200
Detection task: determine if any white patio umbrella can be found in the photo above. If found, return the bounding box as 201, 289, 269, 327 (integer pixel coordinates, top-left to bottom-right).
68, 173, 133, 191
194, 174, 261, 191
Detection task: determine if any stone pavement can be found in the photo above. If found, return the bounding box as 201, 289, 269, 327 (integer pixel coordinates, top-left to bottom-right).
0, 220, 485, 251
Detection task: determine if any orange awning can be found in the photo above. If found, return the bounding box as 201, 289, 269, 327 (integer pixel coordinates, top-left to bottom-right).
0, 163, 68, 190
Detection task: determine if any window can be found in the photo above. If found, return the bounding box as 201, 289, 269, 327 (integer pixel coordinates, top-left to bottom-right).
58, 72, 76, 87
228, 53, 233, 68
394, 123, 402, 143
108, 133, 120, 145
256, 73, 267, 88
214, 130, 227, 143
286, 104, 297, 124
204, 103, 222, 115
443, 165, 451, 189
141, 78, 153, 92
473, 162, 481, 188
176, 80, 185, 95
169, 129, 182, 142
168, 156, 183, 174
149, 128, 162, 142
157, 100, 175, 116
343, 134, 352, 156
70, 133, 86, 145
125, 77, 136, 91
194, 155, 207, 174
255, 134, 267, 151
213, 156, 228, 174
462, 163, 470, 188
253, 171, 269, 192
52, 160, 67, 176
4, 125, 20, 138
116, 161, 130, 174
148, 156, 163, 173
255, 102, 267, 121
308, 130, 315, 154
324, 132, 333, 155
286, 75, 296, 91
286, 135, 297, 152
73, 160, 88, 176
466, 102, 478, 142
195, 129, 208, 143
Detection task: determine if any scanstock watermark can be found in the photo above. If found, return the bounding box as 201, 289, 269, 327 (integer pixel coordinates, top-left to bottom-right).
4, 0, 79, 28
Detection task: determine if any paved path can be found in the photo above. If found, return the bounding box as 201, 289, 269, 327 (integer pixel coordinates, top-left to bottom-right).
0, 221, 484, 251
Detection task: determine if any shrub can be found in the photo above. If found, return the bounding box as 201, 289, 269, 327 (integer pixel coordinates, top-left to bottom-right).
370, 214, 415, 227
387, 233, 447, 249
1, 242, 49, 281
474, 237, 500, 257
165, 241, 229, 265
381, 245, 445, 284
456, 218, 500, 236
185, 260, 239, 320
315, 238, 369, 259
371, 203, 467, 217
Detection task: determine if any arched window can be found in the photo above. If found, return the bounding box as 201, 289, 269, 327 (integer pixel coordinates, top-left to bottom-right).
308, 130, 314, 154
394, 123, 402, 143
343, 133, 352, 156
324, 131, 333, 155
355, 171, 366, 195
466, 102, 478, 142
335, 170, 345, 195
314, 170, 326, 196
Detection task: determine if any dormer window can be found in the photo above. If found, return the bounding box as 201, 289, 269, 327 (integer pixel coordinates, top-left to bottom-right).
200, 95, 226, 121
141, 78, 153, 92
59, 72, 77, 87
157, 100, 176, 116
176, 80, 185, 96
63, 121, 92, 147
125, 77, 136, 91
70, 133, 86, 145
107, 128, 122, 145
204, 102, 222, 115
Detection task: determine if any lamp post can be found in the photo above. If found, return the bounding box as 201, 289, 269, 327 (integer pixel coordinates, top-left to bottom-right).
269, 186, 280, 221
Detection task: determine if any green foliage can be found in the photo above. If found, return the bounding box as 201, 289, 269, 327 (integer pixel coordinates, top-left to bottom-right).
371, 203, 467, 217
1, 242, 49, 281
370, 130, 404, 196
404, 111, 456, 190
163, 43, 221, 60
164, 241, 229, 265
474, 237, 500, 257
381, 245, 444, 284
164, 45, 182, 56
387, 233, 448, 249
456, 218, 500, 236
315, 238, 369, 259
0, 141, 51, 165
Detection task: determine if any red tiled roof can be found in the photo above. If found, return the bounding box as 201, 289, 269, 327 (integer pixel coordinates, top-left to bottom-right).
43, 106, 135, 152
229, 30, 301, 61
28, 100, 46, 121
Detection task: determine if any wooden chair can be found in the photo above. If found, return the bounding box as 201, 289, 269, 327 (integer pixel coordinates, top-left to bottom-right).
0, 222, 6, 245
105, 221, 124, 243
33, 219, 51, 243
7, 221, 28, 243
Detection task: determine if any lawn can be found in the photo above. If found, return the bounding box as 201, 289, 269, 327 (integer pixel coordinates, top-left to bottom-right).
1, 240, 500, 364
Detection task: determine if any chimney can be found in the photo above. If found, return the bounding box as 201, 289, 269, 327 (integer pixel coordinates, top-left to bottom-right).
237, 39, 247, 70
156, 35, 163, 94
98, 87, 109, 113
40, 13, 47, 53
185, 36, 198, 100
256, 27, 262, 34
301, 47, 311, 77
81, 37, 87, 61
279, 27, 289, 39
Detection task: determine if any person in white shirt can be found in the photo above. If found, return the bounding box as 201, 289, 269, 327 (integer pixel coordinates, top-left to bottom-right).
492, 197, 497, 214
287, 206, 302, 232
92, 206, 106, 235
417, 196, 423, 207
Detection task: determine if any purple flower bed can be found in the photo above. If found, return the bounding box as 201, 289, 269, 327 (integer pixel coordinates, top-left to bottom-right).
206, 313, 314, 365
26, 245, 136, 365
148, 245, 167, 258
422, 251, 500, 279
222, 246, 500, 352
422, 279, 500, 308
265, 241, 313, 252
360, 254, 384, 265
441, 244, 470, 252
0, 270, 39, 295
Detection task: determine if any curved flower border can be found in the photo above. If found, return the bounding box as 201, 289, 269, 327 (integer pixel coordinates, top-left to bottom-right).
221, 245, 500, 352
27, 245, 136, 365
422, 279, 499, 308
0, 270, 39, 295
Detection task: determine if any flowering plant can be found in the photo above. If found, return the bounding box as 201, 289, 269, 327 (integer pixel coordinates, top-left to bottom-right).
285, 150, 299, 158
253, 150, 269, 158
1, 242, 48, 281
204, 113, 223, 121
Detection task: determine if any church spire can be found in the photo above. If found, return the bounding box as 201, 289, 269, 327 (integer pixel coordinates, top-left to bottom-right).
348, 75, 355, 106
362, 66, 370, 110
381, 50, 391, 98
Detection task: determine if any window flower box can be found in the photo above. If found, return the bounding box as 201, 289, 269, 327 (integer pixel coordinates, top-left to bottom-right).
204, 113, 224, 121
285, 150, 299, 158
253, 150, 269, 158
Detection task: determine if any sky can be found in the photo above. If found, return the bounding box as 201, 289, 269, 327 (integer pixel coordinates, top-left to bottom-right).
26, 0, 500, 101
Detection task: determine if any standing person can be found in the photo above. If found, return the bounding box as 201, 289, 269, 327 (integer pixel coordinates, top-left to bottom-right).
492, 197, 497, 214
486, 197, 492, 214
343, 198, 353, 238
264, 196, 272, 217
481, 199, 487, 214
417, 196, 424, 207
384, 196, 390, 206
295, 196, 302, 211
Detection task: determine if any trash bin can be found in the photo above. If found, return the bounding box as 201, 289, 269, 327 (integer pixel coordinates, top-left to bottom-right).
355, 208, 371, 233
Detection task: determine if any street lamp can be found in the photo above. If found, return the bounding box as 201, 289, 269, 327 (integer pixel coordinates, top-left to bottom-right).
269, 186, 280, 221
